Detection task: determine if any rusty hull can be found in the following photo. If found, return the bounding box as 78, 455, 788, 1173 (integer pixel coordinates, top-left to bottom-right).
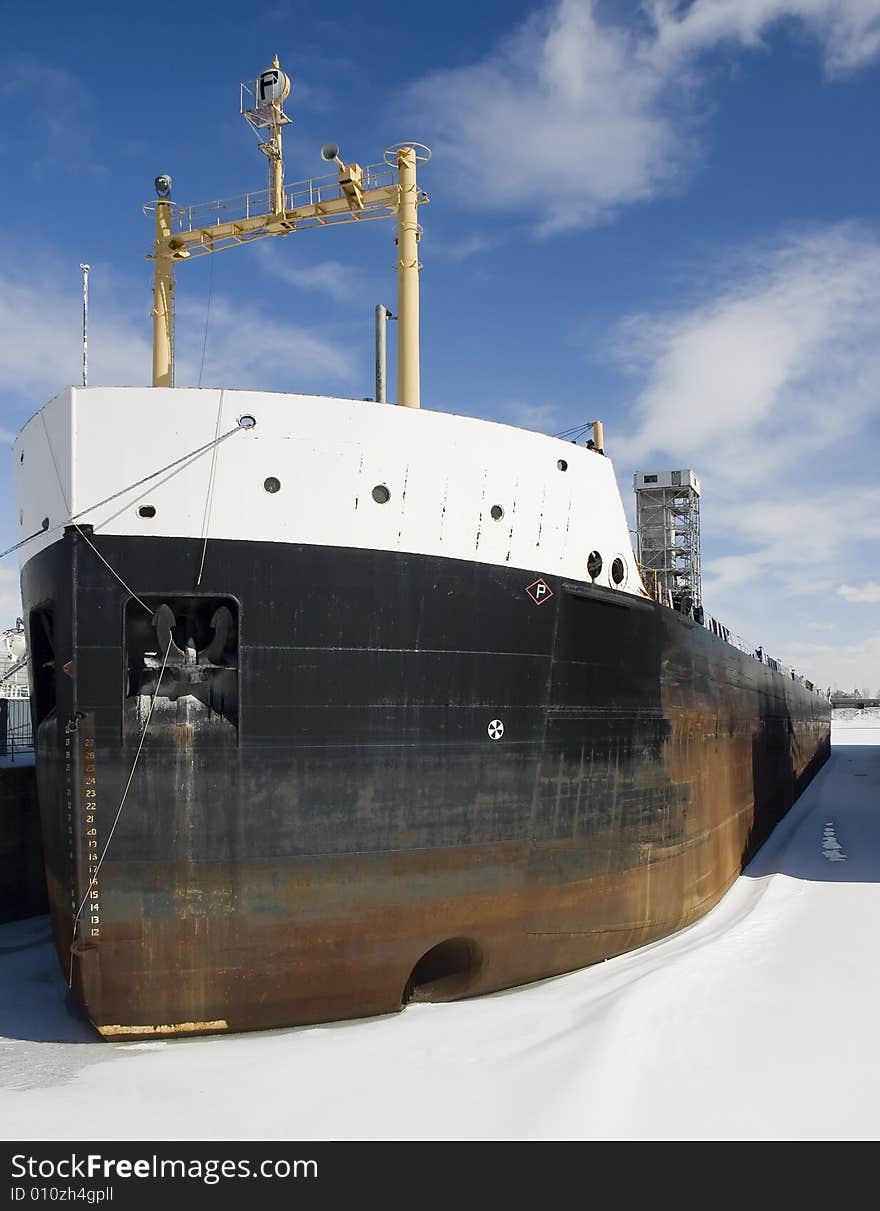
24, 531, 830, 1037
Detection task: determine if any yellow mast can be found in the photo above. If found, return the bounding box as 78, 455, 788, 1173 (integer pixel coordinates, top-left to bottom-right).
148, 59, 429, 403
262, 53, 288, 216
395, 146, 420, 409
151, 187, 175, 389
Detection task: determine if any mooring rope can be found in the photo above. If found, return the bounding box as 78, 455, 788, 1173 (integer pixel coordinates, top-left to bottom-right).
67, 633, 173, 989
0, 421, 246, 563
66, 422, 244, 527
22, 408, 242, 988
0, 526, 54, 562
197, 254, 215, 389
39, 411, 70, 513
72, 525, 153, 615
195, 390, 225, 587
552, 420, 598, 441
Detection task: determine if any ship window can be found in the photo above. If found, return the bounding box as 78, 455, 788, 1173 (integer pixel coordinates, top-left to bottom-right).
372, 485, 391, 504
557, 459, 568, 472
644, 474, 657, 484
611, 557, 625, 585
41, 518, 49, 531
587, 550, 602, 580
19, 451, 23, 464
490, 504, 504, 521
138, 505, 156, 519
264, 477, 281, 494
238, 414, 256, 429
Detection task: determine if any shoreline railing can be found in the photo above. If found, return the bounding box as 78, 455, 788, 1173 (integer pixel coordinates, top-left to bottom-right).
0, 696, 33, 762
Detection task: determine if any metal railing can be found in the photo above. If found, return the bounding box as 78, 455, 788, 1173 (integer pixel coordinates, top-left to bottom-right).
0, 697, 33, 761
160, 162, 397, 234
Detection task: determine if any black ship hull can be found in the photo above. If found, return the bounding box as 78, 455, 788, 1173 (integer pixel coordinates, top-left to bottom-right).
24, 527, 830, 1036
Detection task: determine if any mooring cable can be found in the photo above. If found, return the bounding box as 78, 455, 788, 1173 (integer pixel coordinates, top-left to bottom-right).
72, 525, 153, 615
27, 404, 244, 983
65, 422, 244, 527
20, 407, 245, 988
0, 527, 54, 562
197, 254, 215, 389
195, 390, 225, 587
39, 411, 70, 514
67, 633, 173, 989
0, 421, 246, 564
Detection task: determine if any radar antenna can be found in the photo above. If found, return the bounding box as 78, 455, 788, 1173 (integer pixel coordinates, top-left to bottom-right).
240, 54, 291, 216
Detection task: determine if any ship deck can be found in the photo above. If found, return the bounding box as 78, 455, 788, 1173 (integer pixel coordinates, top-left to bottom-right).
0, 718, 877, 1141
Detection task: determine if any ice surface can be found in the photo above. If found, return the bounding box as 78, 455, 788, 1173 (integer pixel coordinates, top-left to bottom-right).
1, 721, 878, 1141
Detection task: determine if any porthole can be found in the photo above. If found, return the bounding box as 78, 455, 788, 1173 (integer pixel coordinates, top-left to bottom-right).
372, 484, 391, 504
611, 557, 625, 585
19, 451, 23, 465
557, 459, 568, 472
138, 505, 156, 519
264, 477, 281, 494
238, 414, 256, 429
490, 504, 504, 521
587, 550, 603, 580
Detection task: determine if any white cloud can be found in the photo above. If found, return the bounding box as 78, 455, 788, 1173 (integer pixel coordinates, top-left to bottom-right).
0, 255, 357, 431
499, 401, 563, 432
609, 223, 880, 683
0, 263, 151, 401
699, 490, 880, 595
434, 235, 501, 261
652, 0, 880, 77
617, 224, 880, 477
0, 58, 105, 178
407, 0, 880, 232
255, 247, 364, 303
785, 630, 880, 691
408, 1, 679, 234
838, 582, 880, 603
176, 294, 357, 391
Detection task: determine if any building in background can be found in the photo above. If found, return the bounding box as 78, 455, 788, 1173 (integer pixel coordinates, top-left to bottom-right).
0, 620, 29, 700
634, 469, 702, 617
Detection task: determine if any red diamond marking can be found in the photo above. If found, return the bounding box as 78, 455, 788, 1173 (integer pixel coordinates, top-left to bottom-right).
525, 578, 554, 606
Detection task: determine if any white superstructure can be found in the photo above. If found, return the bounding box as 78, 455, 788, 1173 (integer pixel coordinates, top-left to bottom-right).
13, 387, 648, 596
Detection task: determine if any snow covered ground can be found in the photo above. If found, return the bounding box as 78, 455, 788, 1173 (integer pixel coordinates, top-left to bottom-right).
1, 718, 878, 1141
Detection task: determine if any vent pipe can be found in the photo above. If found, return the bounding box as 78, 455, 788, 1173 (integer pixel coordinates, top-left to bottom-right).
375, 305, 394, 403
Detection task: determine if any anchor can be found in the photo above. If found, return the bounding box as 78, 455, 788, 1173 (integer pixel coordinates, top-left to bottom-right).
147, 603, 235, 674
152, 603, 186, 666
200, 606, 233, 665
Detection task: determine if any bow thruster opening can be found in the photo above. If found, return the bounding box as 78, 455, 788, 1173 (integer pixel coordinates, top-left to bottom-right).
402, 937, 483, 1005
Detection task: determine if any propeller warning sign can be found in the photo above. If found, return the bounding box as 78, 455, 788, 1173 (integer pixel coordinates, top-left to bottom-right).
525, 578, 554, 606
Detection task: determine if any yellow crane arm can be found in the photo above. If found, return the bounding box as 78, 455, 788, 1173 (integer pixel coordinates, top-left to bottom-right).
149, 155, 427, 407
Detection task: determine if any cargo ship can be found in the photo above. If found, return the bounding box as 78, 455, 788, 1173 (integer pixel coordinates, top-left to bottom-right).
13, 60, 830, 1038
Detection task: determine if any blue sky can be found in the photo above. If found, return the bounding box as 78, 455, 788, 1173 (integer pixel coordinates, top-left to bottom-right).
3, 0, 880, 690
